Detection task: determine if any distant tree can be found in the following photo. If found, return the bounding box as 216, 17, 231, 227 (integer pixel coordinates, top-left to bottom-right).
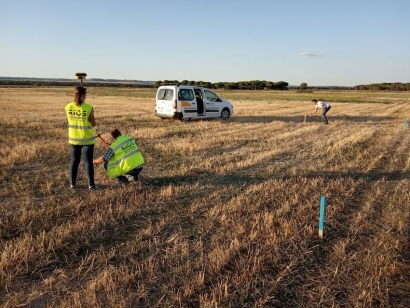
249, 80, 258, 90
265, 81, 273, 89
203, 82, 212, 88
249, 80, 265, 90
225, 82, 239, 90
259, 80, 266, 89
394, 83, 406, 91
369, 83, 380, 91
275, 81, 289, 90
181, 80, 189, 85
229, 82, 239, 90
300, 83, 308, 90
216, 82, 225, 89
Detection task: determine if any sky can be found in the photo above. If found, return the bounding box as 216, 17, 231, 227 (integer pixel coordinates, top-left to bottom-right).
1, 0, 409, 86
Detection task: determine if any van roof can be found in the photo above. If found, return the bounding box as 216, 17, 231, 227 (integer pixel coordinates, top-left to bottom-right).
159, 84, 207, 89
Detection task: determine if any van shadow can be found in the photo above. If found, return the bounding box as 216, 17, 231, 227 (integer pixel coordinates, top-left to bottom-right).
303, 170, 410, 182
147, 173, 262, 188
230, 115, 395, 124
147, 169, 409, 188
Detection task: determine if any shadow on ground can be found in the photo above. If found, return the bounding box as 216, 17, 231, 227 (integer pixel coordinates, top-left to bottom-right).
146, 170, 409, 188
229, 115, 395, 124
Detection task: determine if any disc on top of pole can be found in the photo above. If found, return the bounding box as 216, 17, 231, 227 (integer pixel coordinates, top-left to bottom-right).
75, 72, 87, 86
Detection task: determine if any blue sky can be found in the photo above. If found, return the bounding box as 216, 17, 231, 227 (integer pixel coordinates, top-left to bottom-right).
1, 0, 409, 86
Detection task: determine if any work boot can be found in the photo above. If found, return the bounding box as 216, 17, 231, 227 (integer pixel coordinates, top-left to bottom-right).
113, 181, 128, 189
137, 174, 147, 186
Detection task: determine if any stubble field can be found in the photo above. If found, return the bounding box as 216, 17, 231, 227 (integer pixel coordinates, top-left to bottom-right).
1, 87, 410, 307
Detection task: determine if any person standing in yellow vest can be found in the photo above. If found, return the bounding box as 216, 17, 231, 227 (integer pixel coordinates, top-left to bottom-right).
65, 86, 98, 190
93, 128, 146, 186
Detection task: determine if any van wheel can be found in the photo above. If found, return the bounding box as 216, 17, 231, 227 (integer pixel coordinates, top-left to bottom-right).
221, 108, 230, 120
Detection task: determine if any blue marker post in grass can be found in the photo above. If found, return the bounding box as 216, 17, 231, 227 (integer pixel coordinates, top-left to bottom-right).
404, 118, 408, 130
319, 195, 326, 239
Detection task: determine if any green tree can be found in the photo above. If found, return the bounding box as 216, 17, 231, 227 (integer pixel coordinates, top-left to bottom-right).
217, 82, 225, 89
275, 81, 289, 90
265, 81, 273, 89
249, 80, 258, 90
300, 83, 308, 90
203, 82, 212, 88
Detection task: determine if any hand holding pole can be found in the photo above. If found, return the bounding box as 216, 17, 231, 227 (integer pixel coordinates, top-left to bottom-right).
96, 133, 110, 148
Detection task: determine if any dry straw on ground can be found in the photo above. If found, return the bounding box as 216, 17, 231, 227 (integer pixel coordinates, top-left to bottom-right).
1, 87, 410, 307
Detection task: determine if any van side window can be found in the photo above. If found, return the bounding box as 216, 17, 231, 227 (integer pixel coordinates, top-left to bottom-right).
204, 90, 222, 102
178, 89, 194, 101
158, 89, 174, 101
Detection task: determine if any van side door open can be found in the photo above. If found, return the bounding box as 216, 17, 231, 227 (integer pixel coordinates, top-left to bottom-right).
194, 89, 205, 115
155, 84, 233, 121
179, 88, 197, 118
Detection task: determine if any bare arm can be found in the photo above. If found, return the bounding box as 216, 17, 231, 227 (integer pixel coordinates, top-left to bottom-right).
89, 109, 96, 126
310, 107, 318, 116
93, 156, 105, 165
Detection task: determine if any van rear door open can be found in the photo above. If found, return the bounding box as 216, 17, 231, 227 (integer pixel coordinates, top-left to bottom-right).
156, 88, 175, 116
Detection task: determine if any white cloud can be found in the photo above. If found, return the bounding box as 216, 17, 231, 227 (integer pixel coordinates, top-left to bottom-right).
298, 52, 319, 57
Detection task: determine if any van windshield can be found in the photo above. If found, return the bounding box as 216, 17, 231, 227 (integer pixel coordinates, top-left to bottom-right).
157, 89, 174, 101
204, 90, 222, 102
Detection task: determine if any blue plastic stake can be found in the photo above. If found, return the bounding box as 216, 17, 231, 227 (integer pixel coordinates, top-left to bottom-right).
319, 196, 326, 239
404, 118, 408, 130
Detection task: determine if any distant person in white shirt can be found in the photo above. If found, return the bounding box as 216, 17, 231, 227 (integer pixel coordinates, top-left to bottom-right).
310, 99, 331, 124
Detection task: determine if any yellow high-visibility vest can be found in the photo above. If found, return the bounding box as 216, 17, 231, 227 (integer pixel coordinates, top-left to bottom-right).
107, 136, 144, 178
65, 102, 95, 145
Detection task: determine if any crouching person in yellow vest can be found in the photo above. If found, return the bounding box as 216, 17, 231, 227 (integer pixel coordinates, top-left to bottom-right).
93, 128, 146, 186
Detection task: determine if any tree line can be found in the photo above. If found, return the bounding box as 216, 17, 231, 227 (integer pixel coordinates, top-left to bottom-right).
0, 80, 153, 88
3, 79, 408, 91
0, 79, 290, 90
354, 82, 410, 91
0, 79, 289, 90
155, 80, 289, 90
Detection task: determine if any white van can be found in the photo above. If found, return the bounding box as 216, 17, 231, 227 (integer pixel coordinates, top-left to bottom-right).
155, 84, 234, 121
